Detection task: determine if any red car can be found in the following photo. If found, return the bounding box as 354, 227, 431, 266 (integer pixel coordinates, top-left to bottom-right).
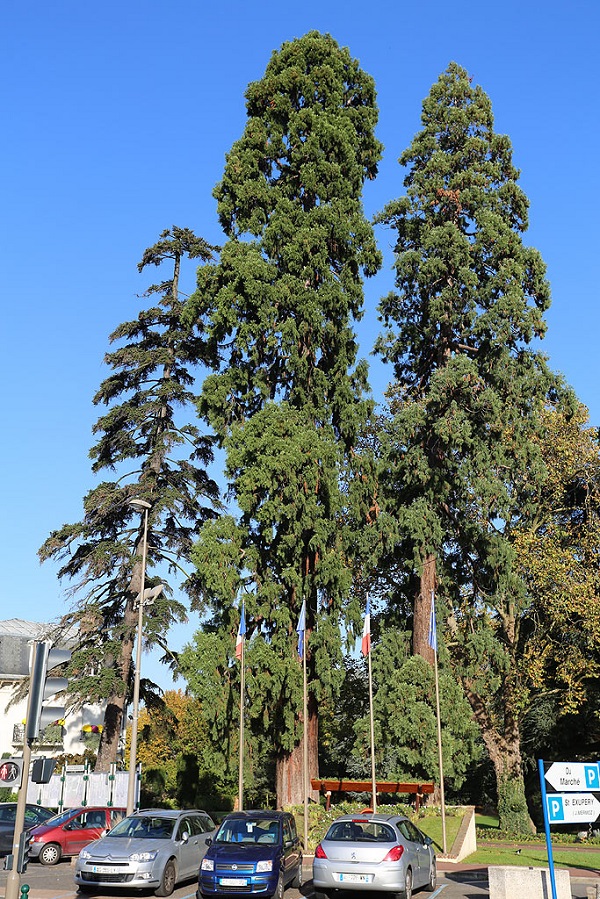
29, 806, 126, 865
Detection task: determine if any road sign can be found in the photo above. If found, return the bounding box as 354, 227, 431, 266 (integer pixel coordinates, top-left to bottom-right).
545, 762, 600, 792
546, 792, 600, 823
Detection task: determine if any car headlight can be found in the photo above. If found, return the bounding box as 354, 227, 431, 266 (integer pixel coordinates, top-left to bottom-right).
201, 858, 214, 871
79, 849, 92, 860
130, 850, 159, 862
256, 860, 273, 873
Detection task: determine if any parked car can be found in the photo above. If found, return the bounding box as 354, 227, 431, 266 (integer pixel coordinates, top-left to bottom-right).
312, 813, 436, 899
0, 803, 54, 855
74, 808, 216, 896
198, 810, 302, 899
29, 805, 126, 865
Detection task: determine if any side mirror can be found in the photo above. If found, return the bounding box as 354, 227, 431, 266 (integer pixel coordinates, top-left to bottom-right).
424, 836, 433, 846
205, 837, 213, 846
181, 831, 189, 843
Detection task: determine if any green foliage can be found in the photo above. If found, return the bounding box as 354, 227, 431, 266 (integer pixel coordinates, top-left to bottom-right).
496, 774, 533, 835
184, 32, 383, 799
352, 628, 481, 789
39, 227, 221, 766
374, 62, 564, 834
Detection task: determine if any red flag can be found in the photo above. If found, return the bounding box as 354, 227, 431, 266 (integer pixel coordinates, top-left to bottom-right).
361, 596, 371, 656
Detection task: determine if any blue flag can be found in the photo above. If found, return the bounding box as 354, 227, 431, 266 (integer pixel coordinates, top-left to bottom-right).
297, 600, 306, 660
428, 592, 437, 652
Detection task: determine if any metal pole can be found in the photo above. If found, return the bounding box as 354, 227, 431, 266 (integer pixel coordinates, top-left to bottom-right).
5, 642, 40, 899
433, 647, 447, 855
367, 649, 377, 813
538, 759, 559, 899
303, 639, 308, 850
126, 503, 149, 815
238, 635, 245, 811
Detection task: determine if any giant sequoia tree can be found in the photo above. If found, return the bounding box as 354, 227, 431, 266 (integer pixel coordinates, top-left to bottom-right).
375, 63, 560, 831
184, 32, 382, 805
40, 228, 220, 770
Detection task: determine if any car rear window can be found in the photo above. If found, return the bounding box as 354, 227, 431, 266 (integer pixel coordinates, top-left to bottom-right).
326, 821, 396, 842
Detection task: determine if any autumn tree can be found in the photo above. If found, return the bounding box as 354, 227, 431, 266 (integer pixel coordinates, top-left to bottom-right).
184, 31, 382, 806
40, 228, 220, 770
375, 63, 560, 832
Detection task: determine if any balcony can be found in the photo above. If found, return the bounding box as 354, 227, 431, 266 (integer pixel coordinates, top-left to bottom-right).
12, 723, 64, 749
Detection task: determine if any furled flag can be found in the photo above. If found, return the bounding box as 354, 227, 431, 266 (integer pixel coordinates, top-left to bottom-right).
297, 600, 306, 660
361, 596, 371, 656
428, 591, 437, 653
235, 601, 246, 661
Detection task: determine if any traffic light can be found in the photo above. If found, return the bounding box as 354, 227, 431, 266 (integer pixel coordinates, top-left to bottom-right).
0, 759, 23, 788
25, 641, 71, 741
16, 829, 31, 873
31, 756, 56, 784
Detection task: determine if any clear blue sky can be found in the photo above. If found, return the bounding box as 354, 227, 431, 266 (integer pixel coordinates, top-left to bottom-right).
2, 0, 598, 689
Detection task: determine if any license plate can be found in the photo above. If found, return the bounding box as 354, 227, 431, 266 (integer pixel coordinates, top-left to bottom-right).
91, 865, 123, 874
337, 873, 372, 883
220, 878, 248, 886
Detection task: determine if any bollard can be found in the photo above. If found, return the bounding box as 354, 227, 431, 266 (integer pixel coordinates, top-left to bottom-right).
20, 886, 30, 899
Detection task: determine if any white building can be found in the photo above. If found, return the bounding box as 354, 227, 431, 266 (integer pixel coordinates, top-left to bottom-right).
0, 619, 106, 762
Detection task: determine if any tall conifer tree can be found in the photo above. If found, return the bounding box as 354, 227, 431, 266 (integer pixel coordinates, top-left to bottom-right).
376, 63, 558, 831
40, 228, 220, 770
185, 31, 382, 805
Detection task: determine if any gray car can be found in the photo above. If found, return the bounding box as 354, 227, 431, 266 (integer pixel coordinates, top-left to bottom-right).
74, 808, 216, 897
312, 813, 436, 899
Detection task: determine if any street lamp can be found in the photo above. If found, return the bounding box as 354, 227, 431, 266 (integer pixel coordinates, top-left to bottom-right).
126, 498, 151, 816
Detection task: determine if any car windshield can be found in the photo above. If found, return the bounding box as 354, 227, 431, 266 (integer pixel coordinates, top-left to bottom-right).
325, 820, 396, 843
44, 809, 81, 826
107, 815, 176, 839
216, 818, 281, 844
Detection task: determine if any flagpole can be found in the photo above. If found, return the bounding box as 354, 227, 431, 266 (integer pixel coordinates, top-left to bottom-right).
297, 599, 309, 850
362, 595, 376, 813
238, 632, 245, 812
303, 636, 308, 852
367, 647, 377, 813
430, 591, 446, 855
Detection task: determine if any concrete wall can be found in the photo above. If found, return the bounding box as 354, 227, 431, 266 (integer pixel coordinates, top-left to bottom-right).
489, 865, 571, 899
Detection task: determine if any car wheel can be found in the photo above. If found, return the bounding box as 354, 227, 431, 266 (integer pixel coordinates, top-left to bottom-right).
403, 867, 413, 899
314, 891, 329, 899
290, 860, 303, 889
423, 857, 437, 892
155, 859, 177, 897
39, 843, 61, 866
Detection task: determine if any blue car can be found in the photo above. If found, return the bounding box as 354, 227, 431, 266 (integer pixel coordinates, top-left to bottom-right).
198, 811, 302, 899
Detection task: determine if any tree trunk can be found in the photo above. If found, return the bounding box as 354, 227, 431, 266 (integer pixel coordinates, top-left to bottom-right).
464, 683, 533, 835
413, 553, 436, 664
95, 560, 144, 771
275, 694, 319, 807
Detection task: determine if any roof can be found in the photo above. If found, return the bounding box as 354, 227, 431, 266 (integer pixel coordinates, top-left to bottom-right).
0, 619, 47, 638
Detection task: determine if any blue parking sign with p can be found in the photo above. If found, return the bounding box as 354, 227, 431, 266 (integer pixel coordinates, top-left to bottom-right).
547, 795, 565, 822
585, 765, 600, 790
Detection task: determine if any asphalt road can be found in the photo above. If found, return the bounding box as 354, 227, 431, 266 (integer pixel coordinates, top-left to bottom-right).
0, 859, 598, 899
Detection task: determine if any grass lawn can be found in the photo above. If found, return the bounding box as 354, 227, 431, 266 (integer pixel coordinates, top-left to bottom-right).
415, 812, 463, 853
464, 843, 600, 872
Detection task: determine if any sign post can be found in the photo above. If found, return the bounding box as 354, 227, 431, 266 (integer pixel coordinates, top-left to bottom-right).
539, 759, 600, 899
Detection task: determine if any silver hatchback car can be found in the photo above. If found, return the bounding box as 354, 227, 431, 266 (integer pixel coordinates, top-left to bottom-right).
312, 814, 436, 899
74, 809, 216, 897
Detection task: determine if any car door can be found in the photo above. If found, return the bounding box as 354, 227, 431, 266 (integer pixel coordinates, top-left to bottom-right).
176, 815, 202, 879
402, 821, 430, 888
282, 816, 300, 885
62, 812, 91, 856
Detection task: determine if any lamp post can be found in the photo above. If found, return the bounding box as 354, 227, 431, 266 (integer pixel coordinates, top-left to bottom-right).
126, 498, 151, 816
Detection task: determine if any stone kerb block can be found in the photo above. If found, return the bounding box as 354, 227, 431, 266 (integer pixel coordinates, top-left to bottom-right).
489, 865, 571, 899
